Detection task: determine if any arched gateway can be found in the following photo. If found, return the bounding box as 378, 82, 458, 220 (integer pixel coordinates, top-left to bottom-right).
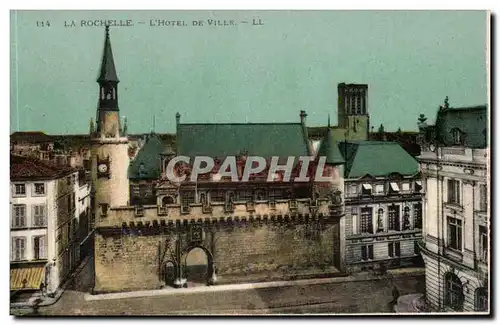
162, 244, 215, 288
182, 245, 214, 285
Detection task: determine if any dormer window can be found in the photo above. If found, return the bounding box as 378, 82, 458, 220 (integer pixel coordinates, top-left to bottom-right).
361, 184, 372, 196
451, 128, 464, 145
138, 163, 146, 177
389, 182, 400, 194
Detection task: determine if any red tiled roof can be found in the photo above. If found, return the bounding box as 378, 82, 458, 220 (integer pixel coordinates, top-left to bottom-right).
10, 155, 76, 180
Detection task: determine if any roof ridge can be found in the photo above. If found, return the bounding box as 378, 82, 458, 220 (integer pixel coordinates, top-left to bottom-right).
179, 122, 302, 126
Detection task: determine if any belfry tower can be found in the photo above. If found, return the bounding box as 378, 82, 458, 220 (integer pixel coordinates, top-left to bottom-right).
90, 26, 130, 221
337, 83, 370, 141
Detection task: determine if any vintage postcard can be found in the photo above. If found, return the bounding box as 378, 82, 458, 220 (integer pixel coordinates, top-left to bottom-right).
9, 10, 490, 316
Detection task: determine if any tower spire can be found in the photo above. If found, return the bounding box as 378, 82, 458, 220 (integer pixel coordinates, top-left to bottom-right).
328, 114, 331, 128
98, 25, 119, 83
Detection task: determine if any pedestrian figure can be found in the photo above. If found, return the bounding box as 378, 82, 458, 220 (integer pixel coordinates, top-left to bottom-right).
39, 282, 46, 297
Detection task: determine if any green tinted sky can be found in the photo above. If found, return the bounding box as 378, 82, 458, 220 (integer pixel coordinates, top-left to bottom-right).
10, 10, 488, 134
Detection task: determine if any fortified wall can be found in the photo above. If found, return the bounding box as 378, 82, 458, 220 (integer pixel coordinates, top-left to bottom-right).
94, 198, 345, 292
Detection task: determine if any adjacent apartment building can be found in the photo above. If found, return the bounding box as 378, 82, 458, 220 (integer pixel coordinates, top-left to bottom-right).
339, 140, 423, 272
417, 100, 489, 312
10, 155, 91, 302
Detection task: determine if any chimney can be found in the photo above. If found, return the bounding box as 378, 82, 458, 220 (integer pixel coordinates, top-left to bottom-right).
176, 112, 181, 126
300, 110, 307, 125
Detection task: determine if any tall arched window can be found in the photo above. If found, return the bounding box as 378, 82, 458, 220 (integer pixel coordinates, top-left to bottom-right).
377, 208, 384, 232
112, 87, 116, 99
200, 193, 207, 206
474, 287, 488, 311
403, 206, 411, 230
445, 273, 464, 311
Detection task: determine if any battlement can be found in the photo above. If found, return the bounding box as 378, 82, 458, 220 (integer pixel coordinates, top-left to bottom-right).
97, 198, 344, 229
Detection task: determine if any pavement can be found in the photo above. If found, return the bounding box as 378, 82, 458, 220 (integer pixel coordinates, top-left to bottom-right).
85, 267, 425, 302
10, 255, 93, 309
394, 293, 424, 313
13, 264, 425, 315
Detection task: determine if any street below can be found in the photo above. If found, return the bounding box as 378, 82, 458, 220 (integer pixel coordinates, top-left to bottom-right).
28, 257, 425, 315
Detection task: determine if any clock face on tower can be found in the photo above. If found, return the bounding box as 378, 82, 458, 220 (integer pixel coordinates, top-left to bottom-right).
98, 163, 108, 173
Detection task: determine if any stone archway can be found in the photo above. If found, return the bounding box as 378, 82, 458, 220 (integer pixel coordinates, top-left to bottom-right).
182, 245, 214, 286
162, 260, 177, 287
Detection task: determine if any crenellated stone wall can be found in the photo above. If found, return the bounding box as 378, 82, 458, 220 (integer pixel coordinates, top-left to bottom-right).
93, 199, 344, 293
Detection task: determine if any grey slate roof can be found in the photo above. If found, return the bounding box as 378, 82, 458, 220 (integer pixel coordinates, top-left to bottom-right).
316, 128, 345, 164
176, 123, 310, 161
338, 140, 419, 179
128, 134, 165, 180
434, 105, 487, 148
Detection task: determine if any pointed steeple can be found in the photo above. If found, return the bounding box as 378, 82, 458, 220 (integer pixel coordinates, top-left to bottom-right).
96, 25, 119, 112
317, 128, 345, 165
98, 25, 119, 83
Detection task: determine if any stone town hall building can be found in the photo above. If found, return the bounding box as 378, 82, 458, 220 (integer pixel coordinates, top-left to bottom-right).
90, 27, 346, 292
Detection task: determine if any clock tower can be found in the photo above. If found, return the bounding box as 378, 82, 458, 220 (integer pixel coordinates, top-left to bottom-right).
90, 26, 130, 221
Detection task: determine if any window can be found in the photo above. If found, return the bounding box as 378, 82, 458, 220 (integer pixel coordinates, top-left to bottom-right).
447, 217, 462, 251
131, 185, 140, 197
181, 192, 195, 207
140, 184, 153, 197
360, 207, 373, 234
403, 206, 411, 230
445, 273, 464, 311
199, 193, 207, 206
13, 183, 26, 196
361, 245, 374, 261
238, 190, 253, 202
33, 183, 45, 195
356, 96, 362, 114
388, 242, 401, 257
100, 203, 109, 216
389, 182, 400, 194
269, 189, 283, 201
375, 184, 384, 195
12, 205, 26, 228
452, 128, 463, 145
479, 184, 487, 212
32, 205, 47, 227
12, 237, 26, 261
210, 190, 225, 202
349, 185, 358, 195
401, 183, 410, 192
376, 208, 384, 232
254, 189, 267, 201
413, 203, 422, 229
33, 235, 46, 260
447, 179, 461, 204
361, 184, 372, 196
138, 163, 146, 177
415, 180, 422, 193
162, 196, 175, 206
479, 226, 488, 263
388, 205, 400, 231
475, 288, 488, 312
